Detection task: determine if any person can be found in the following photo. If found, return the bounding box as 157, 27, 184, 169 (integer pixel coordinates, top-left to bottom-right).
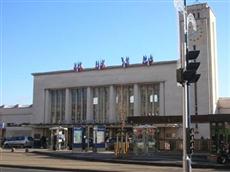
53, 135, 57, 151
40, 136, 47, 149
82, 136, 86, 151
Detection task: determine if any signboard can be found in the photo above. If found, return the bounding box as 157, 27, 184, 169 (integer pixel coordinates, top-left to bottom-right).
97, 128, 105, 144
93, 126, 105, 148
0, 122, 5, 129
73, 127, 83, 148
93, 97, 98, 105
130, 95, 134, 103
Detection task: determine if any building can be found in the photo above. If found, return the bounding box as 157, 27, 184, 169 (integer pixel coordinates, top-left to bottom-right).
0, 105, 32, 140
0, 3, 229, 152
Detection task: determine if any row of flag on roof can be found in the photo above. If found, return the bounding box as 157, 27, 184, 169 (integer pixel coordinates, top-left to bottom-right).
73, 55, 154, 72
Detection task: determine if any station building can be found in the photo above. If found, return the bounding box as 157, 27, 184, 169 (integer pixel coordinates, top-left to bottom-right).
0, 3, 229, 152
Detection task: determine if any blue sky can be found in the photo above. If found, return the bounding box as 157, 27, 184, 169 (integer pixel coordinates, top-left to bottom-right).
0, 0, 229, 105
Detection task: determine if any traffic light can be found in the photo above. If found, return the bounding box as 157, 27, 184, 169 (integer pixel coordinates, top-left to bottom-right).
187, 128, 195, 154
176, 68, 184, 84
176, 50, 200, 84
184, 50, 200, 83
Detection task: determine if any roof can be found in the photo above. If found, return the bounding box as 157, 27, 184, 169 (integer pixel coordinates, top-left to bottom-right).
32, 60, 177, 76
0, 104, 32, 109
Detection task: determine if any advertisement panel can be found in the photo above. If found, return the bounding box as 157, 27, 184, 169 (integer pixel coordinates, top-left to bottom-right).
73, 127, 83, 148
93, 125, 105, 148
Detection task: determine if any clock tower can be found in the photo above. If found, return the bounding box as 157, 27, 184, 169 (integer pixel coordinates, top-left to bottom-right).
179, 3, 218, 115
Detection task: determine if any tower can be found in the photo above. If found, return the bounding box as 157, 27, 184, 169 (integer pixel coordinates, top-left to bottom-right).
179, 3, 218, 115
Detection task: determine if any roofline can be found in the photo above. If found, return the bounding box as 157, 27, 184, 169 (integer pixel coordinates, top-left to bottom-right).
0, 104, 33, 109
32, 60, 177, 76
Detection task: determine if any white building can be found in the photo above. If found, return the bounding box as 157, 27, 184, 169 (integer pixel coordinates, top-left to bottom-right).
0, 3, 229, 152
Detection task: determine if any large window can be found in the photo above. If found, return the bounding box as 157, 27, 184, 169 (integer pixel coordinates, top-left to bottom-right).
92, 87, 109, 123
115, 85, 134, 123
71, 88, 87, 123
50, 89, 65, 123
140, 83, 160, 116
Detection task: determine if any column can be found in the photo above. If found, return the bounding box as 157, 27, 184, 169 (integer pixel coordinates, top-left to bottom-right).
86, 87, 93, 123
159, 82, 165, 116
44, 89, 51, 124
134, 84, 140, 116
109, 85, 116, 123
65, 88, 72, 124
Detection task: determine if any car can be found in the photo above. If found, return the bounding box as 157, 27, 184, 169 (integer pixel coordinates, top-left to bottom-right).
3, 136, 33, 148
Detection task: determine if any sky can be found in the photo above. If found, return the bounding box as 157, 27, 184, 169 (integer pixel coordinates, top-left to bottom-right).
0, 0, 229, 105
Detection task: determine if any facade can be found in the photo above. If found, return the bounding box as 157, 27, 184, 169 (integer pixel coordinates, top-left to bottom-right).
30, 3, 218, 140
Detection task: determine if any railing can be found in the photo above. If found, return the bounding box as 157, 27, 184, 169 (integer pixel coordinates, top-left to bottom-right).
158, 139, 212, 152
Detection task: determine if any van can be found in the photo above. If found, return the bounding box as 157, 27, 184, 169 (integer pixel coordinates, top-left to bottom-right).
3, 136, 33, 148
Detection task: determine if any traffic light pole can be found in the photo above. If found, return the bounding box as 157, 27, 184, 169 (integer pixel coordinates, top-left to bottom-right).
182, 0, 192, 172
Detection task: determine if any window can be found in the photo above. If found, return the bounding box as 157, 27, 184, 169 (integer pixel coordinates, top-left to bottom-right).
140, 83, 160, 116
193, 45, 196, 50
115, 85, 134, 123
92, 87, 109, 123
50, 89, 65, 124
193, 13, 196, 18
71, 88, 87, 123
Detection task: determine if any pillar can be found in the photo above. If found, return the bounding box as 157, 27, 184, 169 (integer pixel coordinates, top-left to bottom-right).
44, 89, 51, 124
134, 84, 140, 116
159, 82, 165, 116
65, 88, 72, 124
109, 85, 116, 123
86, 87, 93, 123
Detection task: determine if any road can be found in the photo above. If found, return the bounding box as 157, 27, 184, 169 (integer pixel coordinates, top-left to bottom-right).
0, 167, 69, 172
0, 150, 229, 172
0, 167, 229, 172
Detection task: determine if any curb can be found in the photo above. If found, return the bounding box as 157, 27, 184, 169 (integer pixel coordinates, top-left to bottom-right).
32, 151, 230, 169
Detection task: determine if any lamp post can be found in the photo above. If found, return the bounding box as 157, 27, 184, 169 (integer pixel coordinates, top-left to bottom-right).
174, 0, 198, 171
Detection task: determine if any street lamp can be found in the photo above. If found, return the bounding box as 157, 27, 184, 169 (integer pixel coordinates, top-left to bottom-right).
174, 0, 198, 172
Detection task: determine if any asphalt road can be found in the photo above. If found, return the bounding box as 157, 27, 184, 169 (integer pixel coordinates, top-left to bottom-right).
0, 167, 230, 172
0, 149, 229, 172
0, 167, 69, 172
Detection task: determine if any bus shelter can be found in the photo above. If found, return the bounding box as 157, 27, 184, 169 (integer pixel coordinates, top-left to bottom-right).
49, 126, 68, 150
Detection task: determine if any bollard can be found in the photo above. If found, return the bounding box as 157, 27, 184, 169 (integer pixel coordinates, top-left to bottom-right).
25, 148, 29, 153
11, 148, 15, 152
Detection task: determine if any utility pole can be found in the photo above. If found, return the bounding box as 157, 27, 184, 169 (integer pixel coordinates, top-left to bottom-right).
174, 0, 200, 171
182, 1, 191, 170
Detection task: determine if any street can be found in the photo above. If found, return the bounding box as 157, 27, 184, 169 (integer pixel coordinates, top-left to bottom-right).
0, 167, 229, 172
0, 150, 229, 172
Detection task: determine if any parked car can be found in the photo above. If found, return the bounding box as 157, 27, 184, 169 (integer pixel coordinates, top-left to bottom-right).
3, 136, 33, 148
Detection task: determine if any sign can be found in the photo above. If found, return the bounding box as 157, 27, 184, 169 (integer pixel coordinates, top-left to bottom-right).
0, 122, 5, 129
93, 126, 105, 148
130, 95, 134, 103
73, 127, 82, 144
93, 97, 98, 105
97, 129, 105, 144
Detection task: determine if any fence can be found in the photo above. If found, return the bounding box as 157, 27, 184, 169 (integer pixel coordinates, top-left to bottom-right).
158, 139, 212, 152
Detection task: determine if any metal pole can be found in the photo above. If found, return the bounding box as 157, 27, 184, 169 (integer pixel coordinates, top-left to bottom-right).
182, 0, 192, 171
